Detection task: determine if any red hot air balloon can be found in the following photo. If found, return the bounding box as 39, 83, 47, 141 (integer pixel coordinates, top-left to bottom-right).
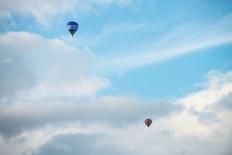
145, 118, 152, 127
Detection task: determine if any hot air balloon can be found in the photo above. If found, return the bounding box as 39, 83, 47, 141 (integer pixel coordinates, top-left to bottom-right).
145, 118, 152, 127
67, 21, 79, 37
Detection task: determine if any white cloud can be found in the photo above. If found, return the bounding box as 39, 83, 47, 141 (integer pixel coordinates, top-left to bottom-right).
0, 0, 73, 25
0, 70, 232, 155
179, 70, 232, 112
102, 71, 232, 155
0, 32, 109, 99
0, 0, 132, 25
22, 76, 110, 99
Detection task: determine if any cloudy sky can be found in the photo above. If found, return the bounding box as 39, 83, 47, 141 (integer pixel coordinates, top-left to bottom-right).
0, 0, 232, 155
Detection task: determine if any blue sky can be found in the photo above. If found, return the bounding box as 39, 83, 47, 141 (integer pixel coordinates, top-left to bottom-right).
104, 45, 232, 99
16, 0, 232, 100
0, 0, 232, 155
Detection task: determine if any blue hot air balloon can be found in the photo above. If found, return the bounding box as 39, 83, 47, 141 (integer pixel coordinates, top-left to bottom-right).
67, 21, 79, 37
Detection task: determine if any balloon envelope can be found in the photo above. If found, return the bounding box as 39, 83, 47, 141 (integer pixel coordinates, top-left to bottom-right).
145, 119, 152, 127
67, 21, 79, 37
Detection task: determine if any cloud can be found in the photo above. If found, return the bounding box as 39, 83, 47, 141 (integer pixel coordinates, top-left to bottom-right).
101, 71, 232, 155
0, 96, 179, 136
32, 133, 129, 155
216, 92, 232, 110
164, 71, 232, 138
0, 125, 83, 155
0, 0, 132, 25
0, 55, 35, 98
0, 32, 109, 100
0, 70, 232, 155
31, 71, 232, 154
179, 70, 232, 113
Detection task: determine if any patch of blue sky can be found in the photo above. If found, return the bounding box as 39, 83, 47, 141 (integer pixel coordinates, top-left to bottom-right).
1, 0, 232, 100
1, 0, 231, 40
79, 0, 232, 55
98, 44, 232, 100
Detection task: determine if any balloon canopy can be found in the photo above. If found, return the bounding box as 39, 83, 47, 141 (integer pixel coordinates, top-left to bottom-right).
145, 118, 152, 127
67, 21, 79, 37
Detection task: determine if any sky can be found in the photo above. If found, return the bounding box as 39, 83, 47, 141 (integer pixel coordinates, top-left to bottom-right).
0, 0, 232, 155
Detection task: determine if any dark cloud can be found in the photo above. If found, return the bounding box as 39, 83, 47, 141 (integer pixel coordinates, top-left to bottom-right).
0, 48, 35, 99
32, 133, 128, 155
31, 127, 232, 155
0, 97, 181, 136
216, 91, 232, 110
190, 91, 232, 124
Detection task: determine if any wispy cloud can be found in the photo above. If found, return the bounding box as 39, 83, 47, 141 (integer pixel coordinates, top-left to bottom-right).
95, 13, 232, 74
0, 0, 132, 26
82, 22, 146, 46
